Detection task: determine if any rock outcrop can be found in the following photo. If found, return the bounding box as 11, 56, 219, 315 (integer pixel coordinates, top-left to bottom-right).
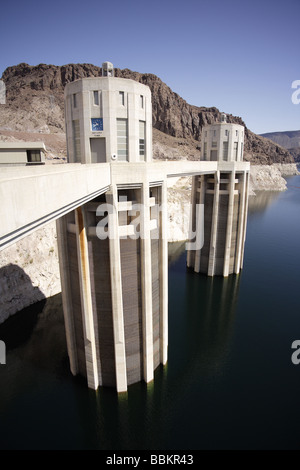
0, 222, 60, 323
249, 163, 299, 194
0, 62, 294, 165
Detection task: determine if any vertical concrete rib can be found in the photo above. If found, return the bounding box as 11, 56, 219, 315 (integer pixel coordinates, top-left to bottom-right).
194, 175, 206, 273
235, 171, 247, 274
106, 187, 128, 393
160, 181, 168, 365
208, 171, 220, 276
56, 217, 78, 376
75, 207, 99, 390
186, 176, 196, 268
223, 170, 235, 277
141, 181, 154, 383
240, 171, 250, 270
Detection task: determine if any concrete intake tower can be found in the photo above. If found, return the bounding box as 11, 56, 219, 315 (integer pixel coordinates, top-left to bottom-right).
55, 63, 250, 392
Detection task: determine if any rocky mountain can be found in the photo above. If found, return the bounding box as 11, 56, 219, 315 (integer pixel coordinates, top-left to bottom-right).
260, 130, 300, 149
260, 130, 300, 163
288, 148, 300, 162
0, 62, 294, 164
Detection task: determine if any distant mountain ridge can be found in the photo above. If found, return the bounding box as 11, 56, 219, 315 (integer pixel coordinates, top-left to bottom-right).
260, 130, 300, 162
0, 62, 294, 165
260, 130, 300, 149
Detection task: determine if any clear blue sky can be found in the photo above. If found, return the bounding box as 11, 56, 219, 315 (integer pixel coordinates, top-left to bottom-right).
0, 0, 299, 134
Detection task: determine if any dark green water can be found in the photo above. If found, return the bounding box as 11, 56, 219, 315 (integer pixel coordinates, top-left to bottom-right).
0, 174, 300, 450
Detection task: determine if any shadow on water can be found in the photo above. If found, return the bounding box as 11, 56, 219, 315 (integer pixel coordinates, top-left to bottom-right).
0, 299, 46, 350
0, 292, 68, 378
0, 264, 46, 348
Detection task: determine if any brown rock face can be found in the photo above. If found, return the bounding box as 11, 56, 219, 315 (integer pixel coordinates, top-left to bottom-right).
0, 62, 293, 164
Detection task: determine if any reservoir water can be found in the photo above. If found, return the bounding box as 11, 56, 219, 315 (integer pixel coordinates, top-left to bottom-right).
0, 173, 300, 450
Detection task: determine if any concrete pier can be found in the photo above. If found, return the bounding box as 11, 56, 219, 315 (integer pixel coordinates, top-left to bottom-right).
57, 177, 168, 391
187, 168, 249, 276
186, 114, 249, 277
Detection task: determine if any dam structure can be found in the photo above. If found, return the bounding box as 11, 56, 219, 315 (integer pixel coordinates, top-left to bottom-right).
0, 62, 250, 393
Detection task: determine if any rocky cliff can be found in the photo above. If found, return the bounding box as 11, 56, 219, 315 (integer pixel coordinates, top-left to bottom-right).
0, 62, 294, 164
0, 222, 60, 323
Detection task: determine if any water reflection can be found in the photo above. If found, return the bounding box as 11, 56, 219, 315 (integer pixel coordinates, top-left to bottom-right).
168, 241, 186, 266
248, 191, 281, 215
182, 270, 241, 378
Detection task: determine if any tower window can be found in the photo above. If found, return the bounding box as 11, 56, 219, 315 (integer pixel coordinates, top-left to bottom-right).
234, 142, 238, 160
139, 120, 146, 160
93, 91, 99, 105
117, 118, 128, 161
203, 142, 207, 160
73, 94, 77, 108
140, 95, 144, 108
73, 120, 81, 162
119, 91, 125, 106
222, 141, 229, 161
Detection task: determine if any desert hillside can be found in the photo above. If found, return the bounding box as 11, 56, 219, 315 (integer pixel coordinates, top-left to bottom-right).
0, 62, 294, 165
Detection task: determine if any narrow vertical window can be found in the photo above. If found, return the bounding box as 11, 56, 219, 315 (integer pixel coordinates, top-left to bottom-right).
119, 91, 125, 106
73, 120, 81, 162
139, 120, 146, 160
233, 142, 238, 161
203, 142, 207, 160
73, 93, 77, 108
117, 118, 128, 161
140, 95, 144, 108
93, 91, 99, 105
222, 141, 228, 161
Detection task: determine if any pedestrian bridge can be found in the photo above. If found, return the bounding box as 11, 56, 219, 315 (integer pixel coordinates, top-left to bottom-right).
0, 159, 241, 250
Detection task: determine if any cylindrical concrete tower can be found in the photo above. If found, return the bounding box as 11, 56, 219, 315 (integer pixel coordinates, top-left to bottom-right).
187, 115, 249, 277
64, 62, 152, 164
201, 114, 244, 163
57, 63, 168, 392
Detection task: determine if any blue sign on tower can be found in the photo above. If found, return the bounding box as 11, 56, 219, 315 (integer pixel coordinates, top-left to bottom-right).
91, 118, 103, 132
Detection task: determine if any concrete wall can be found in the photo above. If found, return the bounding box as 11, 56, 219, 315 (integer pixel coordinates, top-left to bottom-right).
0, 163, 111, 250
